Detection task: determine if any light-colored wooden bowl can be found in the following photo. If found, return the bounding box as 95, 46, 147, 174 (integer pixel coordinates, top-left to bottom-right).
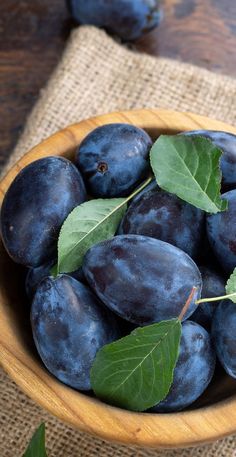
1, 109, 236, 449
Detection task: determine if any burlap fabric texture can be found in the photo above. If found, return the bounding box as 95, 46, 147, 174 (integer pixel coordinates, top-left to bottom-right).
1, 25, 236, 456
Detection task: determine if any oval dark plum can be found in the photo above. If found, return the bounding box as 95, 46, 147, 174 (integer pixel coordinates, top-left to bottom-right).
67, 0, 162, 41
184, 130, 236, 191
206, 190, 236, 273
83, 235, 202, 325
0, 157, 86, 267
75, 123, 152, 198
31, 275, 121, 390
70, 267, 87, 284
212, 300, 236, 378
118, 186, 205, 259
191, 266, 225, 330
151, 321, 216, 412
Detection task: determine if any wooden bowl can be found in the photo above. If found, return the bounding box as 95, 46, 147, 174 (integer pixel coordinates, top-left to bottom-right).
1, 109, 236, 449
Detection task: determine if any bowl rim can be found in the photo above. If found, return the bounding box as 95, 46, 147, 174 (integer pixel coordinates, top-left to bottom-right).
1, 108, 236, 449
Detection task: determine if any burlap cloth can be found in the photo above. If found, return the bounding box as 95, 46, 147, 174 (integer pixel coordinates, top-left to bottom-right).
1, 25, 236, 456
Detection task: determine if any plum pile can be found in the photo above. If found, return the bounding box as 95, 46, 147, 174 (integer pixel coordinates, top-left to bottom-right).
1, 124, 236, 413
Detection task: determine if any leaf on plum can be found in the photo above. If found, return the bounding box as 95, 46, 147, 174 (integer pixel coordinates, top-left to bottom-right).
226, 268, 236, 303
90, 319, 181, 411
150, 135, 228, 214
58, 198, 127, 273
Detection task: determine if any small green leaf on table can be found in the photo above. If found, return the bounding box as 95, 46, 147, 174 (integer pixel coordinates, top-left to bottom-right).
150, 135, 228, 214
23, 423, 48, 457
90, 319, 182, 412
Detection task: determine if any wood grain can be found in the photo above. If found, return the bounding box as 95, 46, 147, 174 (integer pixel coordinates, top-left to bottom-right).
1, 0, 236, 171
1, 109, 236, 449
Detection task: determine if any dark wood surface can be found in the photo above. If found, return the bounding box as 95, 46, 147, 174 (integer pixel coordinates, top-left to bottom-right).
1, 0, 236, 169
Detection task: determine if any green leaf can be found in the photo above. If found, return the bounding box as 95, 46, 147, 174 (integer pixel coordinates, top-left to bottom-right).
23, 423, 48, 457
58, 198, 127, 273
150, 135, 228, 214
90, 319, 181, 412
226, 268, 236, 303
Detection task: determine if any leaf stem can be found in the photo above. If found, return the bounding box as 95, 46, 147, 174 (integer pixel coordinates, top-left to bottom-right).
195, 292, 236, 305
178, 287, 197, 321
125, 176, 153, 204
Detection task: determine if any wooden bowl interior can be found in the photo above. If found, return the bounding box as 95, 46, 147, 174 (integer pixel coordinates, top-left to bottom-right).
1, 109, 236, 448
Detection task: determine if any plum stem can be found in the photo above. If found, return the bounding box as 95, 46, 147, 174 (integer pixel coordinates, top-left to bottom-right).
178, 287, 197, 321
195, 292, 236, 304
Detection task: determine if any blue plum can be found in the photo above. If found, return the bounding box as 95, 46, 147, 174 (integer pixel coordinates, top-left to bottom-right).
130, 179, 158, 201
67, 0, 162, 41
75, 124, 152, 198
212, 300, 236, 378
26, 262, 86, 301
70, 267, 87, 283
25, 260, 55, 301
0, 157, 86, 267
118, 186, 205, 259
206, 190, 236, 273
191, 266, 225, 330
184, 130, 236, 191
31, 275, 121, 390
151, 321, 216, 412
83, 235, 202, 325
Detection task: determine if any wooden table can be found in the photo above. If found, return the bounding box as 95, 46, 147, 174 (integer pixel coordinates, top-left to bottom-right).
1, 0, 236, 169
